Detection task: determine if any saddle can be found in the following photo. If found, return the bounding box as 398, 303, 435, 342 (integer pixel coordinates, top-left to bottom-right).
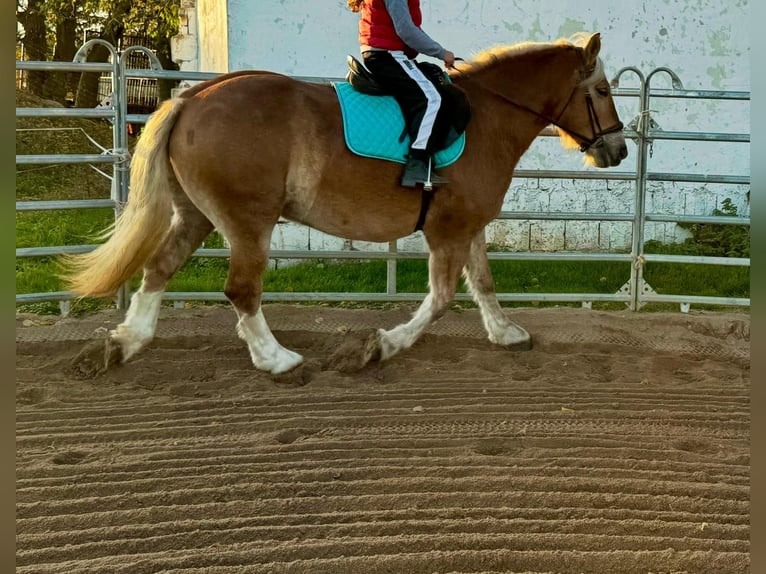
340, 56, 471, 232
343, 55, 471, 156
345, 55, 388, 96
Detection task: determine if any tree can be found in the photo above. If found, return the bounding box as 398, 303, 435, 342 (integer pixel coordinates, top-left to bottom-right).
125, 1, 180, 100
16, 0, 180, 105
74, 0, 133, 108
43, 0, 79, 103
16, 0, 49, 97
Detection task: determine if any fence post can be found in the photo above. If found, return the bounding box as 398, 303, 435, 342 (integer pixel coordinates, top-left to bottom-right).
72, 42, 165, 310
73, 39, 130, 308
114, 46, 165, 310
387, 241, 398, 296
611, 66, 646, 311
633, 67, 684, 310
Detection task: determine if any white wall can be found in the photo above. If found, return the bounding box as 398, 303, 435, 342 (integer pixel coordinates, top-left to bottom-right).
197, 0, 228, 73
173, 0, 750, 254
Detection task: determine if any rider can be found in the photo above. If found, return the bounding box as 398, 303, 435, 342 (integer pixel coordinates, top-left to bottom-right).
347, 0, 456, 188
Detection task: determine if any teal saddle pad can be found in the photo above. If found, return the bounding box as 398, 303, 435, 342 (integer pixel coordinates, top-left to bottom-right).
333, 81, 465, 168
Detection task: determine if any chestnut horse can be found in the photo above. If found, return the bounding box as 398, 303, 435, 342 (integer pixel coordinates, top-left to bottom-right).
64, 32, 627, 374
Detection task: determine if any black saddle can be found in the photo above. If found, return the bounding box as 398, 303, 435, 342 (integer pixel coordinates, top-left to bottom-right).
345, 55, 388, 95
344, 55, 472, 150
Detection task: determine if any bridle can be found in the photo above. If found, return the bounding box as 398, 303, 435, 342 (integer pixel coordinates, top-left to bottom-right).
452, 51, 624, 152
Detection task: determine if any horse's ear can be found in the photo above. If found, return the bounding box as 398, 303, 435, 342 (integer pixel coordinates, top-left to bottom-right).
583, 32, 601, 67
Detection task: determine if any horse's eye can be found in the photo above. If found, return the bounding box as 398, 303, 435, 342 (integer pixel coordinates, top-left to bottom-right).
596, 86, 610, 97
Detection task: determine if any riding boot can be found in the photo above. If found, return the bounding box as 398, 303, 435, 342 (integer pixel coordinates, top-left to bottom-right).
401, 151, 448, 189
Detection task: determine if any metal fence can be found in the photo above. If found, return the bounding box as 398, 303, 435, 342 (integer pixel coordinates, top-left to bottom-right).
16, 42, 750, 314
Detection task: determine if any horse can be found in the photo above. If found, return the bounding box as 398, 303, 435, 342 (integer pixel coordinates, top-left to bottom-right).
63, 32, 627, 375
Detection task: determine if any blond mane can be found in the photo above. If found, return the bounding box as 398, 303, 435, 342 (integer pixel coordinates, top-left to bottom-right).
452, 34, 604, 86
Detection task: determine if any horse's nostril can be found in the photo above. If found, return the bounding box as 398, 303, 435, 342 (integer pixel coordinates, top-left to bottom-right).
620, 145, 628, 159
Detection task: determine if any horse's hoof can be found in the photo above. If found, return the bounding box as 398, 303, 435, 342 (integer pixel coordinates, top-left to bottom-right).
264, 349, 304, 375
505, 336, 533, 352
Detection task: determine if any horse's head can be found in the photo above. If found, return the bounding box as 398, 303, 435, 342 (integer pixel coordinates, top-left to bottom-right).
554, 33, 628, 168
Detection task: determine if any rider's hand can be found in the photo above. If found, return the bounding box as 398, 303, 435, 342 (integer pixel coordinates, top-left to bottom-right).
443, 50, 456, 69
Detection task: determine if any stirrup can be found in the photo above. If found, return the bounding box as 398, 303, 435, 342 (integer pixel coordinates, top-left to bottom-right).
423, 156, 448, 191
401, 155, 448, 189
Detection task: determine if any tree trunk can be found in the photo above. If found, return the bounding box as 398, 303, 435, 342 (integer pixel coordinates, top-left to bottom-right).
17, 0, 48, 97
43, 8, 79, 104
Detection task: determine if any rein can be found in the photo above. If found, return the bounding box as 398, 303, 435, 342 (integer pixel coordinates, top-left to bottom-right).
451, 53, 623, 152
413, 49, 622, 233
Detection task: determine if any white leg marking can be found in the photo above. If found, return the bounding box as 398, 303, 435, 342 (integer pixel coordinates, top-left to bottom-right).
236, 309, 303, 374
472, 290, 530, 346
378, 294, 437, 360
110, 290, 164, 361
462, 233, 531, 347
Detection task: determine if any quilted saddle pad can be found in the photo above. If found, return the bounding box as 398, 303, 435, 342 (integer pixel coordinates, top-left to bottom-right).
333, 81, 465, 168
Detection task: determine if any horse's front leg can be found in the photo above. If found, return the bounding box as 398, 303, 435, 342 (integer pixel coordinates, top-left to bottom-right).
377, 240, 471, 361
463, 231, 532, 349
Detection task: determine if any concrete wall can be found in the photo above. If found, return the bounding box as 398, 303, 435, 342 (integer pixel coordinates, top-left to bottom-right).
197, 0, 228, 73
172, 0, 228, 81
172, 0, 750, 254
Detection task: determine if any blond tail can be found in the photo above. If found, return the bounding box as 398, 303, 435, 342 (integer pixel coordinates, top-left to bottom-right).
63, 97, 186, 298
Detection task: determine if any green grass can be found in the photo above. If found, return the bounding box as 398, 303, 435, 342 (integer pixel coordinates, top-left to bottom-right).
16, 209, 115, 248
15, 249, 749, 317
16, 164, 112, 202
643, 262, 749, 299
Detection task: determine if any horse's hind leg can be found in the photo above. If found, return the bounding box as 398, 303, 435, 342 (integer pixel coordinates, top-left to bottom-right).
109, 187, 214, 362
462, 231, 531, 349
376, 239, 471, 361
224, 227, 303, 374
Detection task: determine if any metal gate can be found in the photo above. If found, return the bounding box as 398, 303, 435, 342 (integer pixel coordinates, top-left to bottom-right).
15, 41, 750, 314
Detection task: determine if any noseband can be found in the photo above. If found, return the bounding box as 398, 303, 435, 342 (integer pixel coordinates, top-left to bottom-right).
563, 78, 625, 152
455, 51, 624, 152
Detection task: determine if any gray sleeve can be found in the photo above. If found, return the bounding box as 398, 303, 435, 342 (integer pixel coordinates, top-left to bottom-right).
383, 0, 446, 59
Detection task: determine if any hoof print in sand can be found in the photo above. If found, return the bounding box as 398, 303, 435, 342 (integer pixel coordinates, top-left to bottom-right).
66, 338, 123, 380
272, 361, 319, 386
51, 450, 89, 465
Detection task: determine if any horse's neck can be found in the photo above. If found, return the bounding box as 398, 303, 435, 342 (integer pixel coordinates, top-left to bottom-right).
456, 47, 578, 150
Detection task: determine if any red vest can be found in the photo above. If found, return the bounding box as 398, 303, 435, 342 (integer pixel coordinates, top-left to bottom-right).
359, 0, 422, 58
